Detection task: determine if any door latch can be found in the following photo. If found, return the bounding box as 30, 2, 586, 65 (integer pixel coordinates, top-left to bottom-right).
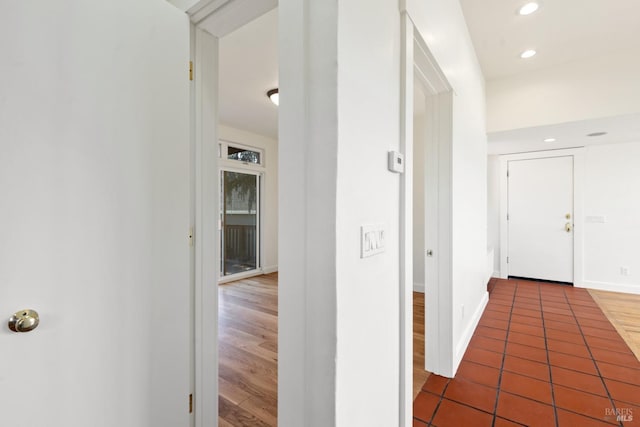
8, 309, 39, 333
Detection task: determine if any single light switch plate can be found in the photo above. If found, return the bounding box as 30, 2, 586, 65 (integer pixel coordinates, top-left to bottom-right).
388, 151, 404, 173
361, 224, 386, 258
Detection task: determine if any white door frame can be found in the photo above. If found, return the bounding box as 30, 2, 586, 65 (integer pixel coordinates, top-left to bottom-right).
192, 26, 219, 427
400, 10, 454, 426
499, 148, 585, 285
189, 2, 277, 426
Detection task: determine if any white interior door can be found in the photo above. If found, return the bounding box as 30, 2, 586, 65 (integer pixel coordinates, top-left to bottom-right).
507, 156, 574, 283
0, 2, 190, 426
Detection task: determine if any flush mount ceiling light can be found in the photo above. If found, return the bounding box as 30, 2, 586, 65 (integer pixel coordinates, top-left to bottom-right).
267, 88, 279, 106
587, 131, 607, 137
519, 2, 540, 15
543, 138, 556, 142
520, 49, 537, 59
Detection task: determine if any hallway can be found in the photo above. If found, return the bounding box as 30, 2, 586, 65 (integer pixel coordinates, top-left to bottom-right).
413, 278, 640, 426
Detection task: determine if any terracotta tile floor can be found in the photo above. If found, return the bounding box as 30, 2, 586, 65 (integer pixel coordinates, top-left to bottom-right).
413, 278, 640, 427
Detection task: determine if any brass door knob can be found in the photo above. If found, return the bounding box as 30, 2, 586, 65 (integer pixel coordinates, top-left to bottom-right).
8, 309, 39, 333
565, 222, 572, 233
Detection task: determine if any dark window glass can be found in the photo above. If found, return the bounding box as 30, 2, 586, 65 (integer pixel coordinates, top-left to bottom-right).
227, 146, 261, 164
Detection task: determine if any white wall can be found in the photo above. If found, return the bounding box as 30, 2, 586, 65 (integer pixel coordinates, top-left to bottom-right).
0, 1, 190, 426
334, 0, 402, 424
406, 0, 489, 372
487, 155, 501, 276
413, 113, 426, 292
489, 141, 640, 294
582, 142, 640, 293
279, 0, 488, 423
487, 51, 640, 133
278, 0, 338, 425
280, 0, 404, 424
219, 124, 278, 272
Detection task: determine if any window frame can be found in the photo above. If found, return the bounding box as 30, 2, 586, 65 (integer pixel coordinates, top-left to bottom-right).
218, 139, 265, 169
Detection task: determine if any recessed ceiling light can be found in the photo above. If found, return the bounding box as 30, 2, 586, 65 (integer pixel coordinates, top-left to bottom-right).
267, 88, 279, 106
519, 2, 540, 15
543, 138, 556, 143
520, 49, 537, 59
587, 132, 607, 137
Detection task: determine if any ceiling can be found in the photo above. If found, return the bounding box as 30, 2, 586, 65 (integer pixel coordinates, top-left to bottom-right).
459, 0, 640, 154
218, 2, 640, 151
488, 113, 640, 155
218, 8, 278, 139
459, 0, 640, 81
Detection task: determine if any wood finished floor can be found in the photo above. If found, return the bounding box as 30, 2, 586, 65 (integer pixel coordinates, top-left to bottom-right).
218, 273, 278, 427
589, 289, 640, 362
413, 292, 430, 399
219, 275, 429, 425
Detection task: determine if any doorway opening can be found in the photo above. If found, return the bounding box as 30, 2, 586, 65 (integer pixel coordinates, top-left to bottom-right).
191, 3, 279, 426
216, 8, 279, 426
412, 78, 429, 399
400, 13, 454, 425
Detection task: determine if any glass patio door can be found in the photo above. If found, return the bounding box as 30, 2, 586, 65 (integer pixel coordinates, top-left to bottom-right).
220, 170, 260, 277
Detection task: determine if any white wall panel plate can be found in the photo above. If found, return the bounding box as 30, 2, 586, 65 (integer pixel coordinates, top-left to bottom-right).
360, 224, 386, 258
388, 150, 405, 173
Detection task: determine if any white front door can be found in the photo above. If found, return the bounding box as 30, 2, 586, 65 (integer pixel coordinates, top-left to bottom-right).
507, 156, 574, 283
0, 2, 190, 426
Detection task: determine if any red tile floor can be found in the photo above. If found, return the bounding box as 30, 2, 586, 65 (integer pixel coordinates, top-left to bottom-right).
414, 278, 640, 427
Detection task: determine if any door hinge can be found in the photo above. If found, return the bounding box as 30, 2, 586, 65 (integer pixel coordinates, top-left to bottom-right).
507, 169, 509, 178
506, 257, 509, 264
507, 213, 509, 221
189, 61, 193, 81
189, 394, 193, 414
189, 227, 194, 247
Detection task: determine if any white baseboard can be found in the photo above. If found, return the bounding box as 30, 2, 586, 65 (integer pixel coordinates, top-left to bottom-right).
453, 291, 490, 374
263, 265, 278, 274
578, 280, 640, 295
492, 270, 501, 279
413, 282, 425, 293
218, 266, 278, 284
